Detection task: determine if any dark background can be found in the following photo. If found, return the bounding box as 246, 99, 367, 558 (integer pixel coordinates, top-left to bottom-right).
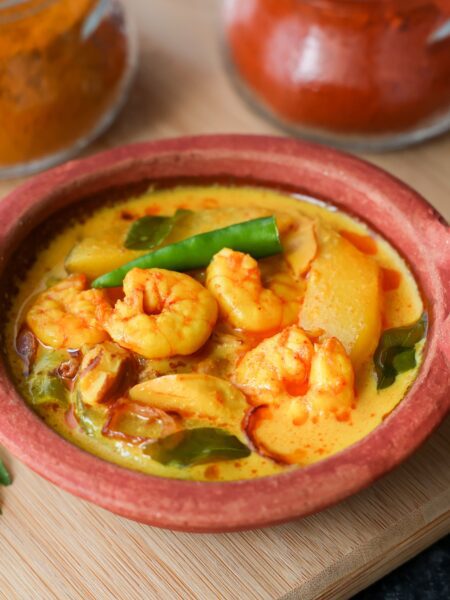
353, 535, 450, 599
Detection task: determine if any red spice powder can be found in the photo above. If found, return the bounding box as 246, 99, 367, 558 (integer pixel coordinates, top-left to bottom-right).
225, 0, 450, 134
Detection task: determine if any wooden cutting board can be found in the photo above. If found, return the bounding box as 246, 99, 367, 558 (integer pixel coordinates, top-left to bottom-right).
0, 1, 449, 598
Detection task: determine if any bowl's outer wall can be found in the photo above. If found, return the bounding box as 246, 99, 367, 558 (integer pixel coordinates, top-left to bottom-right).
0, 135, 448, 532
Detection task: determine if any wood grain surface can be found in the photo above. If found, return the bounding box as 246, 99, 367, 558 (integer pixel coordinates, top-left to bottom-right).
0, 1, 449, 599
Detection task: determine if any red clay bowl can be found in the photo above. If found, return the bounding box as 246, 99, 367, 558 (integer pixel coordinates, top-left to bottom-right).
0, 135, 449, 532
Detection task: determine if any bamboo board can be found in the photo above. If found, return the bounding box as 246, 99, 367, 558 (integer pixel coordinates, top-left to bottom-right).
0, 1, 449, 598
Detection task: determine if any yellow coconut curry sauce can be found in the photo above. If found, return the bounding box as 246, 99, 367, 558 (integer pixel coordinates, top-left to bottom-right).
4, 185, 426, 481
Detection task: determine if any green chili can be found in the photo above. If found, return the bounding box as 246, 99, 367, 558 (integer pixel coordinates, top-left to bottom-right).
92, 216, 282, 288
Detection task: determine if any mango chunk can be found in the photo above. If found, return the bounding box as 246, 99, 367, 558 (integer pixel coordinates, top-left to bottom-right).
300, 231, 381, 369
282, 218, 318, 278
77, 342, 133, 405
129, 374, 249, 437
65, 238, 144, 280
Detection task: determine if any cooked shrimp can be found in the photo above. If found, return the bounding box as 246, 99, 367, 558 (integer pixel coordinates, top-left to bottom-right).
307, 337, 355, 414
26, 274, 110, 349
235, 325, 354, 415
241, 328, 355, 464
247, 401, 310, 464
205, 248, 302, 332
101, 268, 218, 359
235, 326, 314, 403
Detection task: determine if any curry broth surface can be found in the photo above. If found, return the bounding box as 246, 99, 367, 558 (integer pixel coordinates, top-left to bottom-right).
5, 185, 424, 481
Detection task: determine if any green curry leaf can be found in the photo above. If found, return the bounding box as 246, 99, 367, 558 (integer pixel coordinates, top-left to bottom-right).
0, 458, 12, 487
142, 427, 251, 467
124, 209, 191, 250
392, 348, 417, 373
379, 312, 427, 349
374, 312, 427, 390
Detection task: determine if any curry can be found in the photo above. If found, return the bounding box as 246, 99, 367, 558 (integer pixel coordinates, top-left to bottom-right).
4, 185, 426, 481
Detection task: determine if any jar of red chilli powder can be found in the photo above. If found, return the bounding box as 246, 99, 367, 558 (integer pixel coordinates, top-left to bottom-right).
223, 0, 450, 151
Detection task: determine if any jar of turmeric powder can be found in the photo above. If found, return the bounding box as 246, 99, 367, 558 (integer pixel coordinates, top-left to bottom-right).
0, 0, 136, 178
223, 0, 450, 151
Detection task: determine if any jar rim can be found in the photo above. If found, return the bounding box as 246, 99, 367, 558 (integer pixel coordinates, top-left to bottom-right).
297, 0, 438, 4
0, 0, 54, 7
0, 0, 56, 6
0, 0, 62, 24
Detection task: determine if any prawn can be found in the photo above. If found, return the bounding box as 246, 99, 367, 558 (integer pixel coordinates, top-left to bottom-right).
101, 268, 218, 359
238, 326, 355, 464
205, 248, 302, 332
26, 274, 110, 349
234, 326, 314, 403
235, 325, 355, 415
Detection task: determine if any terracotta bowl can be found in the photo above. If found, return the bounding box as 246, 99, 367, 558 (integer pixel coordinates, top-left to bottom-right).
0, 135, 449, 532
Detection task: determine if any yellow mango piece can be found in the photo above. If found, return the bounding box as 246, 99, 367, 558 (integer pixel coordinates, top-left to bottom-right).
300, 231, 381, 369
129, 373, 249, 437
65, 238, 144, 280
282, 218, 318, 278
77, 342, 133, 405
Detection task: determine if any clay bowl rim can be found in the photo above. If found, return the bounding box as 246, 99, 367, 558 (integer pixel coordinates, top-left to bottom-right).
0, 134, 448, 533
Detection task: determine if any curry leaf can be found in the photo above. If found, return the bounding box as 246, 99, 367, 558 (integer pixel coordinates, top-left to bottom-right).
0, 458, 12, 486
392, 348, 417, 373
379, 312, 427, 349
124, 209, 191, 250
374, 313, 427, 390
142, 427, 251, 467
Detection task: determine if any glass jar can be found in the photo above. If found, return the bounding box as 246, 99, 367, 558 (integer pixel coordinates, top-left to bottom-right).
223, 0, 450, 151
0, 0, 136, 178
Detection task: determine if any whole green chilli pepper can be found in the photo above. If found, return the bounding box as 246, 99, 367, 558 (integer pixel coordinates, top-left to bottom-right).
92, 216, 282, 288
